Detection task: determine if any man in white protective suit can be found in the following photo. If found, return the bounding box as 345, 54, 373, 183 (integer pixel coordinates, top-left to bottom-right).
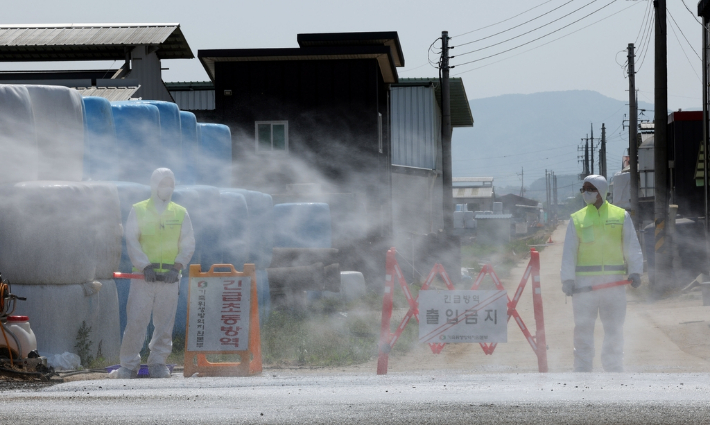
560, 174, 643, 372
117, 168, 195, 379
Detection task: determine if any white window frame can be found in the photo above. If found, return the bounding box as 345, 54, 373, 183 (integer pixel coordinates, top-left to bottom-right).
255, 121, 289, 153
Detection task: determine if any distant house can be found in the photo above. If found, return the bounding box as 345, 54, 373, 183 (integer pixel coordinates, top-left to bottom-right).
453, 177, 495, 212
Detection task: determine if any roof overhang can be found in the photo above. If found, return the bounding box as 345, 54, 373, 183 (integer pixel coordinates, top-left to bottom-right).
0, 24, 193, 61
394, 77, 473, 127
199, 46, 399, 84
297, 31, 404, 67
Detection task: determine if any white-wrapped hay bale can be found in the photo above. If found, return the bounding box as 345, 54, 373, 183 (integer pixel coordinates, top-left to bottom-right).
0, 181, 121, 284
0, 85, 38, 184
25, 85, 84, 181
84, 182, 122, 280
11, 280, 120, 362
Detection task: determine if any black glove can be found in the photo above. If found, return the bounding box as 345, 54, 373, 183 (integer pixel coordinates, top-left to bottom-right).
562, 280, 575, 296
629, 273, 641, 288
143, 265, 157, 283
164, 269, 180, 284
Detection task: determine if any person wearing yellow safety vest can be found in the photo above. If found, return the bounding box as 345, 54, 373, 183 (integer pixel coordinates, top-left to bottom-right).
560, 174, 643, 372
117, 168, 195, 379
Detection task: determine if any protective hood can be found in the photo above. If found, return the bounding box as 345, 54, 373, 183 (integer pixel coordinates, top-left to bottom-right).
583, 174, 608, 200
150, 168, 175, 213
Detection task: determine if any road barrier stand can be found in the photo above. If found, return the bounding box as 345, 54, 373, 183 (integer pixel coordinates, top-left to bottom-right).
377, 247, 547, 374
183, 263, 262, 377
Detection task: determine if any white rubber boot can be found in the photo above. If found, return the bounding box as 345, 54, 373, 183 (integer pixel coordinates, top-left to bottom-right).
116, 366, 137, 379
148, 364, 171, 378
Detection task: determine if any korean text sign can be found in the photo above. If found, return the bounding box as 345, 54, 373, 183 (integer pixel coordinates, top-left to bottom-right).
418, 290, 507, 344
187, 276, 251, 352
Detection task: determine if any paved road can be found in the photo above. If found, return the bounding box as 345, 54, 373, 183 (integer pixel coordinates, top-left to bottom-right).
1, 372, 709, 424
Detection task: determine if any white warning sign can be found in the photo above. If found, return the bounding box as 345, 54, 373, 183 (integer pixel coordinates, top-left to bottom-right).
418, 290, 508, 344
187, 276, 251, 352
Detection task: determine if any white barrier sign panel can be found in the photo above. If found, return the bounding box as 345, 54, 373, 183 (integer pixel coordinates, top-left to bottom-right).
418, 290, 508, 344
187, 276, 251, 352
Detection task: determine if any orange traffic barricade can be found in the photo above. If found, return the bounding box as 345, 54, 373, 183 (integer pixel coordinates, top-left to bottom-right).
183, 263, 262, 377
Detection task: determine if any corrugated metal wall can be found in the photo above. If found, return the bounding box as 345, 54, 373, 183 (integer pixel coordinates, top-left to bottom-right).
169, 90, 215, 110
390, 85, 441, 170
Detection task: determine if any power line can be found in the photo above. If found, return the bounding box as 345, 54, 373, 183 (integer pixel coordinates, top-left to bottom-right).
635, 10, 655, 73
667, 8, 702, 82
453, 0, 641, 76
667, 7, 701, 61
634, 0, 653, 46
452, 0, 555, 38
452, 0, 577, 47
681, 0, 708, 29
451, 0, 620, 70
452, 145, 574, 162
452, 0, 600, 56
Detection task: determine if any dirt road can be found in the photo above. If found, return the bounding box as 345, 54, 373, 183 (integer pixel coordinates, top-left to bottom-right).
379, 222, 710, 374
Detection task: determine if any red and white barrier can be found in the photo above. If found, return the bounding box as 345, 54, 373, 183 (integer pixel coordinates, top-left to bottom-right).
376, 247, 547, 374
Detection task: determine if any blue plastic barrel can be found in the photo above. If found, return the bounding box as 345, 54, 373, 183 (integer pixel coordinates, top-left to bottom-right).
220, 189, 274, 269
197, 123, 232, 187
256, 269, 271, 325
83, 97, 118, 181
273, 203, 332, 248
220, 191, 250, 270
109, 181, 151, 339
110, 102, 161, 184
173, 185, 222, 269
180, 111, 198, 185
136, 101, 182, 177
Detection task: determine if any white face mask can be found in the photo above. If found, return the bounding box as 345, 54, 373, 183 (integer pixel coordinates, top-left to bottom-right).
582, 191, 598, 205
157, 186, 173, 202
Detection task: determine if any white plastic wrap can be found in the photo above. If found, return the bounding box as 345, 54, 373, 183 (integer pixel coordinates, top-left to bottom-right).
25, 85, 85, 181
0, 181, 122, 284
0, 85, 38, 184
12, 280, 121, 362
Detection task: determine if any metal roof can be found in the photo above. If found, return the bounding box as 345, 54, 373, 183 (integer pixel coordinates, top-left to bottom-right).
76, 86, 140, 101
453, 187, 494, 199
297, 32, 404, 67
453, 177, 493, 182
164, 81, 214, 90
199, 45, 399, 83
0, 24, 193, 61
395, 78, 473, 127
474, 213, 512, 219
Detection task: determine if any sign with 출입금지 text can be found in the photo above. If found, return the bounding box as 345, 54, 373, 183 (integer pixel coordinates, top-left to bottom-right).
187, 276, 251, 352
418, 290, 507, 344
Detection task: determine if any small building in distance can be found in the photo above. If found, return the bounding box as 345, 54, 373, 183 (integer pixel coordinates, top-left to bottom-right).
453, 177, 494, 212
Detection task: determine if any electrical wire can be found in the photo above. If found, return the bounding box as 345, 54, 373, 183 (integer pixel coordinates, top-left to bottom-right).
667, 7, 702, 61
453, 0, 641, 76
634, 0, 653, 47
681, 0, 708, 29
452, 0, 577, 47
452, 146, 573, 162
453, 0, 555, 38
452, 0, 601, 55
452, 0, 620, 70
667, 8, 702, 81
635, 10, 655, 73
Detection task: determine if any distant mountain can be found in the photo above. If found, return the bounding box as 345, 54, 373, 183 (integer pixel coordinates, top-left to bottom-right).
452, 90, 655, 190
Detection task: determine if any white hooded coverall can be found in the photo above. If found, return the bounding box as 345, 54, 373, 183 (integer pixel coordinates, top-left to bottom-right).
560, 175, 643, 372
119, 168, 195, 371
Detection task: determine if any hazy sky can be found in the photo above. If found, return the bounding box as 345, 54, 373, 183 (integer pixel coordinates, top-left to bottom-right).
2, 0, 704, 110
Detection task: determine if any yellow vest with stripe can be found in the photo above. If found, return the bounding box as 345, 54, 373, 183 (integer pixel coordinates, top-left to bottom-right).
571, 201, 626, 276
133, 198, 186, 273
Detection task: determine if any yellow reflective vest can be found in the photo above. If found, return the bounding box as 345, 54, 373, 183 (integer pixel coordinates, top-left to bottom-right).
133, 198, 186, 273
570, 201, 626, 276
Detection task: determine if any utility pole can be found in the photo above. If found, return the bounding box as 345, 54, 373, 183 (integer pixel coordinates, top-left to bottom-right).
703, 12, 710, 266
654, 0, 671, 294
518, 167, 524, 197
584, 135, 590, 177
545, 170, 552, 224
590, 125, 595, 175
628, 43, 640, 229
600, 123, 607, 178
441, 31, 454, 232
553, 172, 558, 222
